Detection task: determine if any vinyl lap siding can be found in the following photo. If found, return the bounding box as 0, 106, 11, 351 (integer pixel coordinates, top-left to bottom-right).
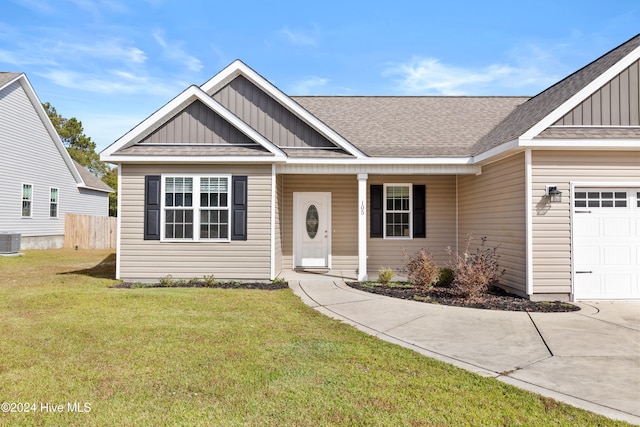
531, 150, 640, 294
119, 164, 272, 281
367, 175, 457, 272
0, 80, 106, 243
458, 153, 526, 294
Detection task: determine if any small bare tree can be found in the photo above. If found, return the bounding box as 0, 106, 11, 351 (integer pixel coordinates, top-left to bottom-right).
447, 236, 505, 301
403, 248, 440, 290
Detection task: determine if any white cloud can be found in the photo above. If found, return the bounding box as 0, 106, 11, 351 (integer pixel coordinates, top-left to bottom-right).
385, 57, 521, 95
385, 40, 570, 96
36, 69, 178, 97
54, 39, 147, 64
289, 77, 329, 95
279, 26, 318, 46
0, 48, 58, 67
153, 31, 203, 73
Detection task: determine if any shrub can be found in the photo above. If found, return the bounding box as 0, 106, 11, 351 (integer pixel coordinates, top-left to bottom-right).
377, 267, 395, 285
447, 236, 505, 301
159, 274, 175, 287
131, 282, 154, 289
437, 267, 454, 287
272, 276, 287, 285
402, 248, 440, 290
203, 274, 217, 287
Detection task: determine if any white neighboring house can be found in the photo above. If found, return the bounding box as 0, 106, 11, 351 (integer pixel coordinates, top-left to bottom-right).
0, 72, 113, 250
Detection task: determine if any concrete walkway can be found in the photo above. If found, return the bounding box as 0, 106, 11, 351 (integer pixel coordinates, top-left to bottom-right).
285, 273, 640, 424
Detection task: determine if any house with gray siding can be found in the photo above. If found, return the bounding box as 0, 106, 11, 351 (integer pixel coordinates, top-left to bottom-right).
102, 34, 640, 301
0, 72, 113, 249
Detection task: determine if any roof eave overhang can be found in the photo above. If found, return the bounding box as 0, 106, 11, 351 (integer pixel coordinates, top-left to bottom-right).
284, 156, 475, 165
101, 153, 482, 174
519, 138, 640, 149
77, 184, 114, 193
100, 155, 286, 164
473, 136, 640, 166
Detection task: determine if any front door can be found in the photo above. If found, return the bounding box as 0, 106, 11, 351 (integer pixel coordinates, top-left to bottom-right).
294, 192, 331, 268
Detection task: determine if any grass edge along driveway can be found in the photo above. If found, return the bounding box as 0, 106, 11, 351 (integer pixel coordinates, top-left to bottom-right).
0, 249, 630, 426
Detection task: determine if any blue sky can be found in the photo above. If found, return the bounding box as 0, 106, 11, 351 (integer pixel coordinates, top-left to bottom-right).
1, 0, 639, 152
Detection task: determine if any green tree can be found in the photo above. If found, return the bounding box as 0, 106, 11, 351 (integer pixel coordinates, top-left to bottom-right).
42, 102, 109, 178
101, 167, 118, 217
43, 102, 117, 216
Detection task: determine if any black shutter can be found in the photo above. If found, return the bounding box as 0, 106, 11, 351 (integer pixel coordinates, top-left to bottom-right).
144, 175, 161, 240
413, 185, 426, 238
370, 185, 383, 238
231, 176, 247, 241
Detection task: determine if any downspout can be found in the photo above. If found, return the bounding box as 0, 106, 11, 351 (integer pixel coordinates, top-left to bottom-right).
525, 149, 533, 296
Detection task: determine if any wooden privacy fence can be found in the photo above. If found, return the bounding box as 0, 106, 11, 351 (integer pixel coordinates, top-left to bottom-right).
64, 214, 117, 249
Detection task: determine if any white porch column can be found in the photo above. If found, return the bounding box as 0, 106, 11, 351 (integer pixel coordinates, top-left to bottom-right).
357, 173, 368, 281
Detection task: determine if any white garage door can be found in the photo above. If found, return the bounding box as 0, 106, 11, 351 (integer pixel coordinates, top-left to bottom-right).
573, 189, 640, 300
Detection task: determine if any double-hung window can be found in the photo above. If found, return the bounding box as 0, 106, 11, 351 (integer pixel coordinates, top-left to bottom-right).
384, 184, 412, 238
50, 188, 59, 218
21, 184, 33, 218
200, 177, 229, 239
164, 177, 194, 239
162, 175, 230, 241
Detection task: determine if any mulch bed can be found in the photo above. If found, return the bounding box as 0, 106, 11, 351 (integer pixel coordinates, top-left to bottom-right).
113, 281, 288, 290
346, 282, 580, 312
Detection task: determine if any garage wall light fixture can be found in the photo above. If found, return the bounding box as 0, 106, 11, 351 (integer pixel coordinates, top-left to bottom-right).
545, 185, 562, 203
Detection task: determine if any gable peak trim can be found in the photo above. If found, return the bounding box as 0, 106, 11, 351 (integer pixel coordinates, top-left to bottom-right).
3, 72, 87, 187
521, 39, 640, 140
101, 84, 287, 160
200, 60, 367, 158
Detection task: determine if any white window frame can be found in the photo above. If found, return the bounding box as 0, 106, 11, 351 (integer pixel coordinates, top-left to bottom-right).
383, 183, 413, 239
49, 187, 59, 218
21, 183, 33, 218
160, 174, 232, 242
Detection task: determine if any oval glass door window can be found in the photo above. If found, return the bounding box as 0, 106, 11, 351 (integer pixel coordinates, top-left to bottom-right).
306, 205, 319, 239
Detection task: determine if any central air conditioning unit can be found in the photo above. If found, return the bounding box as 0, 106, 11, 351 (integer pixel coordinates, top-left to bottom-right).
0, 232, 21, 254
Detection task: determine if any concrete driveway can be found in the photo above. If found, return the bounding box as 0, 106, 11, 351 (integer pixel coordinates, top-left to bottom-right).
287, 275, 640, 424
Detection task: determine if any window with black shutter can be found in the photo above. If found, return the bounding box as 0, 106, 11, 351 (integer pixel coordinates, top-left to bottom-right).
370, 183, 426, 239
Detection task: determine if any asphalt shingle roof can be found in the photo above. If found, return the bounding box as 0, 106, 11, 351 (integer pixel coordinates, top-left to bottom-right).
72, 159, 113, 192
0, 72, 21, 88
472, 34, 640, 155
292, 96, 528, 157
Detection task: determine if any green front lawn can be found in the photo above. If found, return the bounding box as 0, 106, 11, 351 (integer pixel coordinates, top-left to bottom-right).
0, 250, 629, 426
